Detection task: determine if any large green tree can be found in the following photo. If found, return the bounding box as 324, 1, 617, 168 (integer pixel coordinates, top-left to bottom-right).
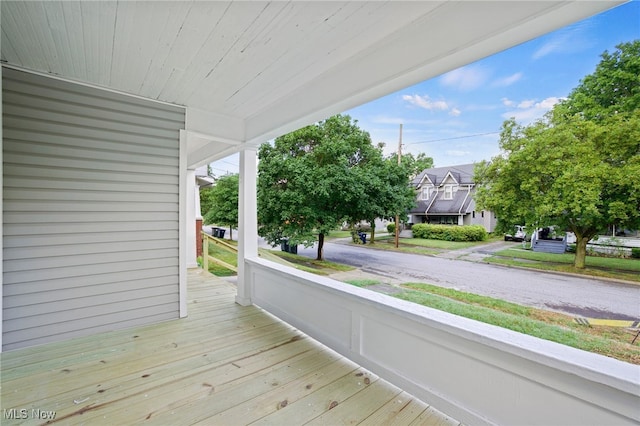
258, 114, 411, 260
475, 41, 640, 269
344, 153, 417, 243
202, 173, 239, 239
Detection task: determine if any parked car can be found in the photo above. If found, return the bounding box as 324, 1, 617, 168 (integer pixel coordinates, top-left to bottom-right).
504, 225, 527, 242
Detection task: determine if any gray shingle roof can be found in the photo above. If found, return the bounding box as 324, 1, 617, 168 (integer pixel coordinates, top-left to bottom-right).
412, 163, 477, 187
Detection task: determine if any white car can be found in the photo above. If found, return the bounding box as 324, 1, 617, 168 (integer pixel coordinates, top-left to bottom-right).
504, 225, 527, 242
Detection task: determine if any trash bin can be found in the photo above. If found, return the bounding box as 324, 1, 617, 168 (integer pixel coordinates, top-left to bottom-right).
280, 238, 297, 253
211, 227, 221, 237
217, 228, 226, 239
357, 231, 367, 244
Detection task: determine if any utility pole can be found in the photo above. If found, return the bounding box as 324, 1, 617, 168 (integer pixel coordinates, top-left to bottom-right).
395, 124, 402, 248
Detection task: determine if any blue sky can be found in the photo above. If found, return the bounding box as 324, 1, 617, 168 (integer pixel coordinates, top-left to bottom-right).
209, 1, 639, 175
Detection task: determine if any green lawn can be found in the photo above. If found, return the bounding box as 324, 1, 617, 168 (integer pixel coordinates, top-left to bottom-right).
487, 248, 640, 282
343, 279, 380, 287
341, 280, 639, 364
269, 250, 354, 274
206, 243, 237, 276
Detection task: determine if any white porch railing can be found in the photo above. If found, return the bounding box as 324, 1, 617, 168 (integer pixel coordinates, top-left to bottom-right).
246, 257, 639, 426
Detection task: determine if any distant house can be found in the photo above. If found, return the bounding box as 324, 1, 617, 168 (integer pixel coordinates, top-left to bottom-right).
409, 164, 496, 232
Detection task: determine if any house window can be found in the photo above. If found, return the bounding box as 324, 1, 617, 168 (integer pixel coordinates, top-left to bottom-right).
481, 211, 485, 218
472, 211, 476, 218
443, 185, 453, 200
421, 186, 430, 200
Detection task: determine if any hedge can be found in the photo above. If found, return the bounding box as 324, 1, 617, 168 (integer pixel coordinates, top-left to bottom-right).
632, 248, 640, 259
412, 224, 487, 242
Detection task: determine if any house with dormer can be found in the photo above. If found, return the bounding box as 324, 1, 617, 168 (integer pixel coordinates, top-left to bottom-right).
409, 164, 496, 232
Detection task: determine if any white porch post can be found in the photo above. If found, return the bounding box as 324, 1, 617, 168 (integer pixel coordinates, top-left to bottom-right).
236, 148, 258, 306
178, 130, 188, 318
186, 168, 198, 269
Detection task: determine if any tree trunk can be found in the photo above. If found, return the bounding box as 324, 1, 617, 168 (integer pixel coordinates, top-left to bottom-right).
370, 221, 375, 244
574, 236, 589, 269
316, 232, 324, 261
229, 227, 233, 241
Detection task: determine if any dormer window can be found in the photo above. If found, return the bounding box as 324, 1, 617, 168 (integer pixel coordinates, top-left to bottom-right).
421, 186, 430, 200
444, 185, 454, 200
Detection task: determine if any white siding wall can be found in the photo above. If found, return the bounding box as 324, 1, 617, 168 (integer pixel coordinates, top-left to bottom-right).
2, 68, 184, 351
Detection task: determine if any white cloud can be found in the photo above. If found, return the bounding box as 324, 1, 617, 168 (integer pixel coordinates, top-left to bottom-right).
501, 96, 565, 123
536, 96, 562, 109
532, 22, 594, 60
440, 65, 490, 91
491, 72, 523, 87
402, 94, 448, 111
501, 97, 514, 107
517, 99, 535, 109
533, 40, 563, 60
449, 108, 461, 117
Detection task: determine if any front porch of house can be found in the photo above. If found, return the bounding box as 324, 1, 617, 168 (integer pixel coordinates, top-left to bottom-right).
0, 268, 458, 425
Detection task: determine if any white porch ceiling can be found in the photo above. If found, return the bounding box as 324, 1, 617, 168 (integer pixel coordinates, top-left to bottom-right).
1, 1, 623, 166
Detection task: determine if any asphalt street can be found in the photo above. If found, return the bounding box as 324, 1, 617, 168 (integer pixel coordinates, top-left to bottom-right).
294, 240, 640, 320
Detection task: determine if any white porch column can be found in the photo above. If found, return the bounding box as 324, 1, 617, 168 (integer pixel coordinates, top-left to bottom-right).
186, 168, 198, 269
236, 148, 258, 306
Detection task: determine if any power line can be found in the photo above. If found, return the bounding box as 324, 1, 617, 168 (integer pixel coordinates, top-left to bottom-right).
405, 131, 500, 145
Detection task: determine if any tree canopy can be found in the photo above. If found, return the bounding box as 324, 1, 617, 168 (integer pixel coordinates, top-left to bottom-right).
400, 152, 434, 179
257, 114, 415, 260
202, 173, 239, 238
475, 41, 640, 268
560, 40, 640, 120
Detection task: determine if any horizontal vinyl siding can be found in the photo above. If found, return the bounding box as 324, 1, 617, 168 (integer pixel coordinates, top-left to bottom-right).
2, 68, 185, 351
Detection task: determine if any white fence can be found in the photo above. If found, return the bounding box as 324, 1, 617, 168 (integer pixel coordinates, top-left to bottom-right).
246, 257, 639, 425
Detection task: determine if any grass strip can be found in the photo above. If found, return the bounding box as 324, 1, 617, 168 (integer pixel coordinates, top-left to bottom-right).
343, 279, 380, 287
396, 285, 639, 364
486, 252, 640, 283
269, 250, 354, 273
493, 248, 640, 272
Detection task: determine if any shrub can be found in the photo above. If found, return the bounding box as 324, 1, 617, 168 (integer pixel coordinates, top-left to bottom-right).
566, 244, 576, 253
387, 223, 396, 234
412, 224, 487, 242
632, 248, 640, 259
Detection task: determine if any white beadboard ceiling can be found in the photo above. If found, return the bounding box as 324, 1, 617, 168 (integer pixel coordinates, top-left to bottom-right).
1, 1, 623, 166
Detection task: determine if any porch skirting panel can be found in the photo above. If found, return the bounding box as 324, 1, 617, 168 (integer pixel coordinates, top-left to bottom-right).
2, 67, 185, 351
247, 257, 639, 426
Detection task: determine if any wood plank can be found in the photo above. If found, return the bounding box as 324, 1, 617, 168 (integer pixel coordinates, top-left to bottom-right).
359, 391, 431, 426
2, 312, 282, 387
305, 379, 402, 425
409, 406, 461, 426
200, 357, 358, 425
71, 341, 326, 424
0, 270, 459, 426
141, 344, 342, 425
251, 368, 380, 425
16, 332, 312, 424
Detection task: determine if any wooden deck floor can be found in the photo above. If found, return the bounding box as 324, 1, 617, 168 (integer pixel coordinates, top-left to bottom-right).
1, 269, 459, 425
